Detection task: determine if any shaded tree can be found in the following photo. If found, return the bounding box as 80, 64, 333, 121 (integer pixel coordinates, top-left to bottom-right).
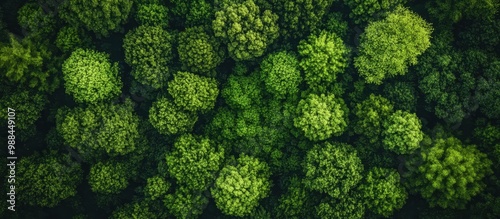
177, 26, 224, 75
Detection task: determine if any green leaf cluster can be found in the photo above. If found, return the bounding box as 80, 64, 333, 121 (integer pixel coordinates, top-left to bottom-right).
178, 26, 224, 74
123, 25, 173, 89
164, 186, 208, 219
344, 0, 407, 24
354, 94, 394, 143
144, 175, 170, 201
260, 51, 302, 98
136, 3, 169, 27
168, 71, 219, 112
213, 0, 279, 60
148, 97, 198, 135
382, 110, 424, 154
88, 160, 131, 194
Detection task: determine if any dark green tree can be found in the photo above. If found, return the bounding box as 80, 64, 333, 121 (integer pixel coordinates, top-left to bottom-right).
298, 31, 350, 92
88, 160, 132, 194
165, 186, 209, 219
353, 94, 394, 143
144, 175, 170, 201
358, 167, 408, 217
426, 0, 499, 23
221, 73, 262, 109
383, 82, 418, 112
211, 154, 271, 217
166, 134, 224, 191
294, 94, 348, 141
17, 151, 82, 207
55, 26, 92, 53
355, 6, 432, 84
260, 51, 302, 98
17, 3, 55, 38
476, 60, 500, 119
316, 193, 365, 219
344, 0, 407, 24
407, 137, 493, 209
111, 201, 157, 219
148, 97, 198, 135
167, 71, 219, 112
123, 25, 173, 89
177, 26, 224, 74
135, 3, 169, 27
62, 49, 122, 104
303, 142, 364, 198
213, 0, 279, 60
0, 90, 46, 139
60, 0, 133, 36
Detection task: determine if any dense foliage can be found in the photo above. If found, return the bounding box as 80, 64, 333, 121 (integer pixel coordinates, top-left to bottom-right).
3, 0, 499, 218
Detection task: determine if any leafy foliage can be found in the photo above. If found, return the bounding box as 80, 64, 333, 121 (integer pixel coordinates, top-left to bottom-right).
213, 0, 279, 60
358, 167, 408, 217
148, 97, 198, 135
316, 194, 365, 219
294, 93, 348, 141
383, 82, 418, 112
354, 94, 394, 143
344, 0, 407, 24
221, 73, 262, 109
408, 137, 493, 209
303, 142, 364, 198
61, 0, 133, 36
136, 3, 169, 27
260, 51, 302, 98
55, 26, 92, 53
164, 186, 208, 219
178, 26, 224, 74
426, 0, 499, 23
382, 110, 424, 154
123, 25, 173, 89
62, 49, 122, 104
298, 31, 350, 92
166, 134, 224, 191
144, 176, 170, 201
17, 3, 55, 38
211, 154, 271, 217
111, 202, 157, 219
355, 6, 432, 84
168, 71, 219, 112
17, 151, 82, 207
88, 160, 131, 194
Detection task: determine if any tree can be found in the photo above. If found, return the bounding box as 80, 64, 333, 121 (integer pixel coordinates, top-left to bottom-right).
62, 49, 122, 104
170, 0, 213, 26
17, 3, 55, 38
135, 3, 169, 27
211, 154, 271, 217
271, 0, 335, 39
260, 51, 302, 98
476, 60, 500, 119
294, 94, 348, 141
212, 0, 279, 60
148, 97, 198, 135
111, 201, 157, 219
144, 175, 170, 201
221, 73, 262, 109
276, 177, 315, 219
383, 82, 418, 112
88, 160, 132, 194
17, 151, 82, 207
55, 26, 92, 53
358, 167, 408, 217
344, 0, 407, 25
298, 31, 350, 92
177, 26, 224, 74
426, 0, 499, 23
354, 6, 432, 85
353, 94, 394, 143
167, 71, 219, 112
60, 0, 133, 36
0, 90, 46, 139
166, 134, 224, 191
382, 110, 424, 154
123, 25, 173, 89
57, 102, 140, 159
316, 193, 365, 219
407, 137, 493, 209
0, 34, 57, 92
303, 142, 364, 198
165, 186, 208, 219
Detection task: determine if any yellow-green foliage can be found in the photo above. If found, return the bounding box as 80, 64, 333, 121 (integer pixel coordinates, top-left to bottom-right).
382, 110, 424, 154
168, 71, 219, 112
148, 97, 198, 135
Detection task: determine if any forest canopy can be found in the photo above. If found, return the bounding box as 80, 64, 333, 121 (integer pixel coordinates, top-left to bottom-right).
0, 0, 499, 218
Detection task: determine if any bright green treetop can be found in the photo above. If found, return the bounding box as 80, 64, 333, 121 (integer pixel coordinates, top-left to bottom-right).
148, 97, 198, 135
144, 175, 170, 201
165, 186, 209, 219
410, 137, 493, 209
166, 134, 224, 191
88, 160, 131, 194
61, 0, 133, 36
211, 154, 271, 217
167, 71, 219, 112
344, 0, 407, 24
260, 51, 302, 98
213, 0, 279, 60
355, 6, 432, 85
57, 102, 140, 158
123, 25, 173, 89
17, 151, 82, 207
136, 3, 169, 27
354, 94, 394, 143
178, 26, 224, 74
382, 110, 424, 154
358, 167, 408, 217
294, 93, 348, 141
62, 49, 122, 104
298, 31, 350, 92
111, 202, 157, 219
303, 142, 364, 198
